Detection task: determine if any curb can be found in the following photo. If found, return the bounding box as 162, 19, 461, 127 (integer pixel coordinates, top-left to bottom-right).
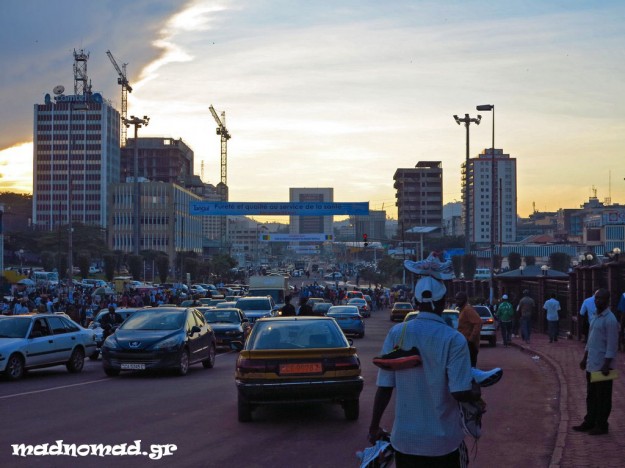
510, 341, 568, 468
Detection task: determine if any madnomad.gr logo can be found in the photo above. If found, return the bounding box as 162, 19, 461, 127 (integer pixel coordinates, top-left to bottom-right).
12, 440, 177, 460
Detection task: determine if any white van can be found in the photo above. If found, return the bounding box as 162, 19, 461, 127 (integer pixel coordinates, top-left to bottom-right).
474, 268, 491, 280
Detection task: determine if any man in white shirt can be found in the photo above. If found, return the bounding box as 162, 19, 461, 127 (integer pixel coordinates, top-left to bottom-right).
579, 295, 597, 342
543, 293, 561, 343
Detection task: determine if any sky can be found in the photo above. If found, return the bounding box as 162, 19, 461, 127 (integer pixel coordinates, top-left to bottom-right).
2, 0, 625, 221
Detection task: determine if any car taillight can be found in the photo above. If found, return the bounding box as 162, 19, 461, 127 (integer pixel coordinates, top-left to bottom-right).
484, 318, 494, 324
326, 356, 360, 371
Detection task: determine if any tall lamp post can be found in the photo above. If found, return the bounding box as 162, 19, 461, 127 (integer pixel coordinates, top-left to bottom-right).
453, 113, 482, 254
477, 104, 495, 305
123, 115, 150, 256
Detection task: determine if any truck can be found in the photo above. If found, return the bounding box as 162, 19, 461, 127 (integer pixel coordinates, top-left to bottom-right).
248, 275, 289, 308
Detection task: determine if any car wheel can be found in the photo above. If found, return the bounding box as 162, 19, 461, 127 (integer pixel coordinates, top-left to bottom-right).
89, 351, 100, 361
238, 395, 253, 423
104, 367, 120, 377
177, 349, 190, 376
66, 347, 85, 373
344, 399, 359, 421
5, 354, 25, 381
202, 343, 216, 369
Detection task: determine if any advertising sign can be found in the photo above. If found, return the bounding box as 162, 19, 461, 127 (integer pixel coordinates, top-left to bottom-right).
189, 201, 369, 216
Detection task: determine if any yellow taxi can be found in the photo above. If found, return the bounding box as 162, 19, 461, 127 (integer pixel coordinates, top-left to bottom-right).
390, 302, 414, 321
234, 316, 363, 422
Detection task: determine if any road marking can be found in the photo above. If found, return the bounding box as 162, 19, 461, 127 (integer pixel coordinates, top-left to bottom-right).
0, 378, 111, 400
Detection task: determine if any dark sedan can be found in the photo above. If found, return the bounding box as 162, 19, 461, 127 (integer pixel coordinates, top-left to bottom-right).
235, 317, 363, 422
326, 305, 365, 338
198, 307, 251, 348
101, 307, 216, 376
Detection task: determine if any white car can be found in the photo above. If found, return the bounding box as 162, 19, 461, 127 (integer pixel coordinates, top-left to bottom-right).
0, 314, 97, 380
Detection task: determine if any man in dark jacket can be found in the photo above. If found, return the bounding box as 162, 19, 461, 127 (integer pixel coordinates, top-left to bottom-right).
280, 296, 296, 316
297, 297, 314, 316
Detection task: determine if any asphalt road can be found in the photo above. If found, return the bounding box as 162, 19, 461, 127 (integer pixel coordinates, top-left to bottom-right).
0, 306, 558, 468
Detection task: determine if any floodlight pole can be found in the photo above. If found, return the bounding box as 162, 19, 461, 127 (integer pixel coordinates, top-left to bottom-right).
453, 113, 482, 254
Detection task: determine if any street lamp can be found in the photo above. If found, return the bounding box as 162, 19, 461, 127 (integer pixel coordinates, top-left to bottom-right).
477, 104, 496, 305
453, 113, 482, 254
123, 115, 150, 255
541, 264, 549, 276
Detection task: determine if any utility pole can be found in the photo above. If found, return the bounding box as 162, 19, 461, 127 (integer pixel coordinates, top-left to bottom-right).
123, 115, 150, 256
453, 113, 482, 254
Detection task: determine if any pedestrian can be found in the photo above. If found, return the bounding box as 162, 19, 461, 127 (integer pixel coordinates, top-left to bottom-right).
573, 288, 619, 436
517, 290, 535, 344
456, 291, 482, 367
368, 278, 479, 467
579, 295, 597, 343
297, 297, 314, 316
543, 293, 561, 343
280, 295, 296, 317
496, 295, 514, 347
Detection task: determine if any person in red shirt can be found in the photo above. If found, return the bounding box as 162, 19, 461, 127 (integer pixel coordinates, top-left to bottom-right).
455, 292, 482, 367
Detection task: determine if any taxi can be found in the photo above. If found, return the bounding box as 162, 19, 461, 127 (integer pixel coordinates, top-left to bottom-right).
234, 316, 363, 422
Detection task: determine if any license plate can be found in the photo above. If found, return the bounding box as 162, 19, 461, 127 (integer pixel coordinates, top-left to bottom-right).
279, 363, 322, 374
121, 363, 145, 370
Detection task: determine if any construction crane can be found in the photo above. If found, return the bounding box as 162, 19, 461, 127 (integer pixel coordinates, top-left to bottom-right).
209, 105, 231, 189
106, 50, 133, 147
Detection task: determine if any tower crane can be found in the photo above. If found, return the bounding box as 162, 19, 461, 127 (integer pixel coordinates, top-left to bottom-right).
106, 50, 133, 147
209, 105, 231, 190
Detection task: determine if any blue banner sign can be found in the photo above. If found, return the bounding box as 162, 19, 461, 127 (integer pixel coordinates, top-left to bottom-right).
190, 202, 369, 216
260, 233, 333, 242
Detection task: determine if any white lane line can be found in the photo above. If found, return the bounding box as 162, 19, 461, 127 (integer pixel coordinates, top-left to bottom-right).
0, 378, 111, 400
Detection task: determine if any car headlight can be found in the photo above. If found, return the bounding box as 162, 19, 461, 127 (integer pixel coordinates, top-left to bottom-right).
152, 336, 184, 351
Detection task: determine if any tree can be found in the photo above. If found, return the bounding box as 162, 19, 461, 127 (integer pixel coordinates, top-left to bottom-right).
77, 253, 91, 278
128, 255, 143, 280
451, 255, 462, 278
156, 255, 170, 283
508, 252, 522, 270
549, 252, 571, 272
462, 254, 477, 280
493, 254, 503, 271
103, 254, 116, 281
376, 255, 403, 285
40, 251, 55, 272
210, 254, 237, 281
525, 255, 536, 266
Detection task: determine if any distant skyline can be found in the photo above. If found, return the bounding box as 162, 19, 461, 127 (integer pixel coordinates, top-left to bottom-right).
2, 0, 625, 222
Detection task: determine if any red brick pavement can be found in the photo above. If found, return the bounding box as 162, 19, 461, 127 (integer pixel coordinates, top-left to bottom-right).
511, 332, 624, 468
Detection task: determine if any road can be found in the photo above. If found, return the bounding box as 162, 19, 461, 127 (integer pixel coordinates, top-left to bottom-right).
0, 306, 558, 468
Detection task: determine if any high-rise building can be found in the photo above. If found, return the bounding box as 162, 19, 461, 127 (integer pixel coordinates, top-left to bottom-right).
394, 161, 443, 233
289, 188, 334, 235
462, 149, 517, 245
32, 93, 120, 230
351, 210, 387, 241
120, 137, 193, 183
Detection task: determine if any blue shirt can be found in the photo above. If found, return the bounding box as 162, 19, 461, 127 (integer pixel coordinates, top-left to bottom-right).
543, 298, 561, 321
579, 296, 597, 323
585, 308, 619, 372
376, 312, 473, 457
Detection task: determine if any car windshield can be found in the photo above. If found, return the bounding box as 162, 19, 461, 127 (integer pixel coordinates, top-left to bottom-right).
121, 309, 185, 331
475, 307, 493, 318
249, 320, 347, 350
327, 306, 359, 316
202, 309, 240, 324
395, 303, 412, 310
0, 317, 31, 338
236, 300, 269, 310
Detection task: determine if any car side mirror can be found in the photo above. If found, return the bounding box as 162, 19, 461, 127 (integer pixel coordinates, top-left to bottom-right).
190, 325, 201, 335
347, 338, 354, 346
230, 341, 244, 351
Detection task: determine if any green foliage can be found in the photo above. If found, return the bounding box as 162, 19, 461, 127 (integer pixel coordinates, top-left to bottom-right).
103, 254, 116, 281
77, 253, 90, 278
462, 254, 477, 279
377, 255, 403, 284
508, 252, 522, 270
184, 258, 199, 281
40, 251, 55, 272
524, 255, 536, 266
493, 254, 503, 271
156, 256, 170, 283
210, 253, 237, 280
128, 255, 142, 280
452, 255, 462, 278
549, 252, 571, 272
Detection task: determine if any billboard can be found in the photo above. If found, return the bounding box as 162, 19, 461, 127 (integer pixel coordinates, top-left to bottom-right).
189, 201, 369, 216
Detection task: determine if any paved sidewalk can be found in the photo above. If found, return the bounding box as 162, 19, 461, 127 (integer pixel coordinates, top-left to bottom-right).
511, 332, 624, 468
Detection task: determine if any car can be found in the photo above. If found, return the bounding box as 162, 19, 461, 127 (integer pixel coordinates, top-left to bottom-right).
234, 316, 364, 422
0, 314, 97, 380
347, 298, 370, 317
442, 309, 460, 329
199, 298, 226, 307
312, 302, 332, 316
390, 302, 414, 322
307, 297, 326, 307
404, 311, 419, 322
87, 307, 152, 360
345, 291, 364, 301
215, 301, 238, 309
474, 305, 497, 347
474, 269, 491, 280
101, 306, 216, 376
198, 307, 251, 348
234, 296, 277, 324
323, 272, 343, 281
326, 305, 365, 338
